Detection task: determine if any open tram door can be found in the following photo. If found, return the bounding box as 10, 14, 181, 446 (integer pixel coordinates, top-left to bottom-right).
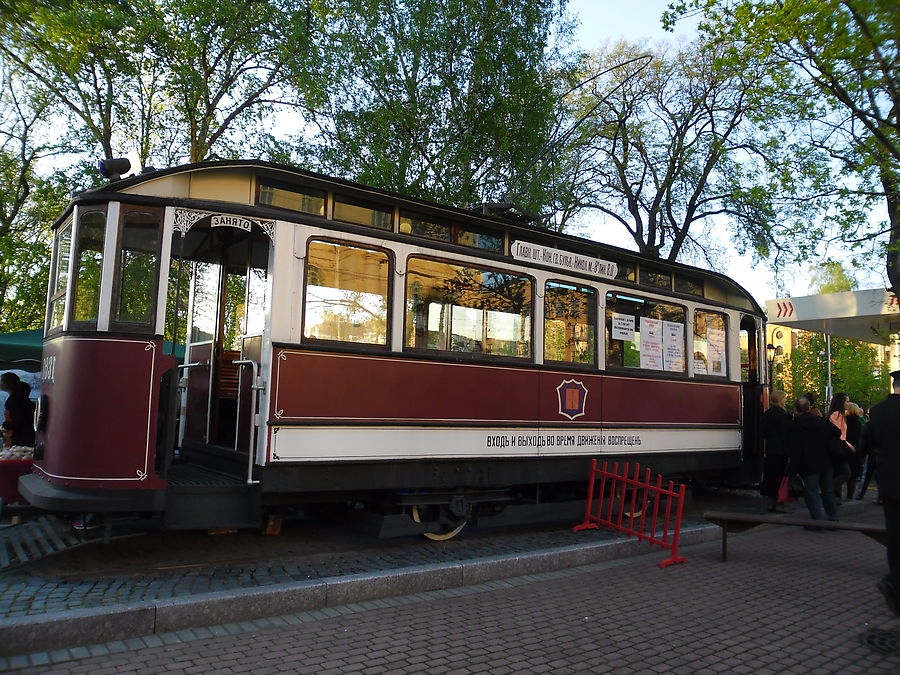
161, 211, 272, 528
739, 315, 764, 484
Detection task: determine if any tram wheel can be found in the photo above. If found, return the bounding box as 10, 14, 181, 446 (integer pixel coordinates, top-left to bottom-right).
411, 504, 467, 541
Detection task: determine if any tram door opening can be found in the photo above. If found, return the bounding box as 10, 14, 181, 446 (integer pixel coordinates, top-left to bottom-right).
740, 315, 763, 482
172, 223, 269, 472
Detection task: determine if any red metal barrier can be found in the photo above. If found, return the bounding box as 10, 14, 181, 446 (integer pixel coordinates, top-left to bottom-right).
573, 459, 686, 568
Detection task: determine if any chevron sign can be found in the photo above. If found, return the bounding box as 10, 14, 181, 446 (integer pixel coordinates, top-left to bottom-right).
774, 300, 795, 318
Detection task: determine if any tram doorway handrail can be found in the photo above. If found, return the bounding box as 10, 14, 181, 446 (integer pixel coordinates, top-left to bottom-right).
232, 358, 263, 485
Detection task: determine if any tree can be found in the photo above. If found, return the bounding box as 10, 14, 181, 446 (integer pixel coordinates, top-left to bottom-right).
144, 0, 326, 163
560, 40, 803, 265
305, 0, 576, 216
664, 0, 899, 286
0, 65, 71, 331
809, 260, 859, 294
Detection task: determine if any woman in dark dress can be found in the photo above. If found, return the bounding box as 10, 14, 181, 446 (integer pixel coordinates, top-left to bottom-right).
845, 402, 864, 499
1, 372, 36, 447
761, 390, 793, 512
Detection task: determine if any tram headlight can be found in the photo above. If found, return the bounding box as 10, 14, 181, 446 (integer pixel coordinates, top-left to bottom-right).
97, 157, 131, 181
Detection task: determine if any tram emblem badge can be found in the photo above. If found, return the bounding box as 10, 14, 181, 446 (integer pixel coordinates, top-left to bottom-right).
556, 379, 588, 420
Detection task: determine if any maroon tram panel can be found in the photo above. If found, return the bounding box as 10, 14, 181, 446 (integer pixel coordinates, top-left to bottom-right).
35, 336, 168, 490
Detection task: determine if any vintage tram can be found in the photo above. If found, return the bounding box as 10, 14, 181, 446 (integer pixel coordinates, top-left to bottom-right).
18, 160, 768, 536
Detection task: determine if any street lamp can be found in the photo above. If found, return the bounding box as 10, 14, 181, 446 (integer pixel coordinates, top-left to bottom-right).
766, 343, 777, 387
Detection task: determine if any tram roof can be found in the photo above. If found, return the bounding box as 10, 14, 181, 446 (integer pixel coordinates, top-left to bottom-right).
66, 159, 765, 316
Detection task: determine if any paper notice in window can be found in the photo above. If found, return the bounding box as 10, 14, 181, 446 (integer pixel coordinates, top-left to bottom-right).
663, 321, 684, 372
612, 313, 635, 342
639, 317, 663, 370
708, 327, 726, 375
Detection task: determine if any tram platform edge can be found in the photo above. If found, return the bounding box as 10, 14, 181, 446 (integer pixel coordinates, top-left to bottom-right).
0, 523, 721, 657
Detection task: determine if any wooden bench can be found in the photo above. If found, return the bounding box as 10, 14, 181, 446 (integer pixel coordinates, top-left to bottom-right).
704, 510, 887, 561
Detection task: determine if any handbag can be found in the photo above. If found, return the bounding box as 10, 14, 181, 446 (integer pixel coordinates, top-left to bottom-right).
777, 475, 798, 503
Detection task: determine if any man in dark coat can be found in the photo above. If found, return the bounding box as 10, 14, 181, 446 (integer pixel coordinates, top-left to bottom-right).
761, 390, 793, 512
791, 396, 841, 522
868, 370, 900, 617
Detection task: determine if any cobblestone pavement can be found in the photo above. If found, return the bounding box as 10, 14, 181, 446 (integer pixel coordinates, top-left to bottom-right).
0, 489, 757, 621
4, 502, 897, 674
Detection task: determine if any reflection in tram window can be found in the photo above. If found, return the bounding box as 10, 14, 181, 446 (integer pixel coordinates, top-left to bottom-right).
693, 310, 727, 377
113, 211, 160, 326
72, 211, 106, 323
245, 268, 268, 336
223, 271, 247, 351
605, 292, 686, 372
47, 220, 72, 331
405, 258, 532, 358
165, 258, 190, 346
190, 262, 220, 343
304, 240, 389, 345
544, 281, 596, 365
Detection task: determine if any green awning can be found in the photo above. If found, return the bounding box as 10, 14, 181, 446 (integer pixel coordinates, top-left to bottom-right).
0, 329, 43, 372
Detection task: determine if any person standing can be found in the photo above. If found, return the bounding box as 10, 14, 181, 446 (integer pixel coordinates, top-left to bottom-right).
868, 370, 900, 617
845, 403, 864, 499
1, 372, 35, 448
791, 396, 841, 523
804, 391, 822, 417
760, 390, 793, 512
827, 392, 853, 502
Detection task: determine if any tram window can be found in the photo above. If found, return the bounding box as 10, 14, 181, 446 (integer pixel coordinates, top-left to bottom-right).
675, 274, 704, 297
615, 263, 636, 283
47, 219, 73, 332
544, 281, 596, 365
190, 261, 220, 343
405, 258, 532, 359
245, 268, 268, 336
333, 195, 392, 230
456, 228, 503, 253
693, 310, 727, 377
112, 210, 161, 328
222, 270, 247, 350
71, 210, 106, 324
399, 212, 451, 242
639, 267, 672, 290
304, 240, 389, 345
605, 292, 686, 373
257, 182, 325, 216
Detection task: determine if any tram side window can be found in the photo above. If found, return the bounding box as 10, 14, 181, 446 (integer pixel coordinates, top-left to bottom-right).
333, 195, 392, 230
304, 240, 390, 345
71, 210, 106, 325
405, 258, 532, 359
544, 281, 596, 365
692, 310, 727, 377
257, 182, 325, 216
605, 292, 686, 373
47, 219, 73, 332
112, 210, 161, 329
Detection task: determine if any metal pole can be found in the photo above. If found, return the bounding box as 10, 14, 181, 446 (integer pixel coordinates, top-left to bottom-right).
825, 334, 833, 403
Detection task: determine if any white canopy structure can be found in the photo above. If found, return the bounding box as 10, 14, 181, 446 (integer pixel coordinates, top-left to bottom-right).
766, 288, 900, 345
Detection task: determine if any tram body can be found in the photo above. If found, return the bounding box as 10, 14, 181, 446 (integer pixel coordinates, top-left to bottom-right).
19, 160, 768, 532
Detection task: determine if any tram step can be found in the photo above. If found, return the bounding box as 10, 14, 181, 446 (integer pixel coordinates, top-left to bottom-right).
0, 515, 87, 571
164, 484, 261, 531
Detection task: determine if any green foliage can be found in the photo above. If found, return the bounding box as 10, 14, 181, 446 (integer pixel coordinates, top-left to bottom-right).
809, 261, 859, 294
664, 0, 899, 272
306, 0, 576, 216
776, 331, 889, 411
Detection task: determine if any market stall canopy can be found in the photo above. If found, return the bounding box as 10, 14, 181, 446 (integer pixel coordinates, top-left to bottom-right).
766, 289, 900, 344
0, 329, 42, 372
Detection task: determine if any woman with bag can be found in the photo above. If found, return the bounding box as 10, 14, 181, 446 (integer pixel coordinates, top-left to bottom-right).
845, 403, 864, 499
761, 390, 793, 512
827, 392, 854, 502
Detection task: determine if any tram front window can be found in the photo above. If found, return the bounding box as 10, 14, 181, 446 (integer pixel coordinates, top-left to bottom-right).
47, 220, 72, 332
113, 210, 161, 329
72, 210, 106, 324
